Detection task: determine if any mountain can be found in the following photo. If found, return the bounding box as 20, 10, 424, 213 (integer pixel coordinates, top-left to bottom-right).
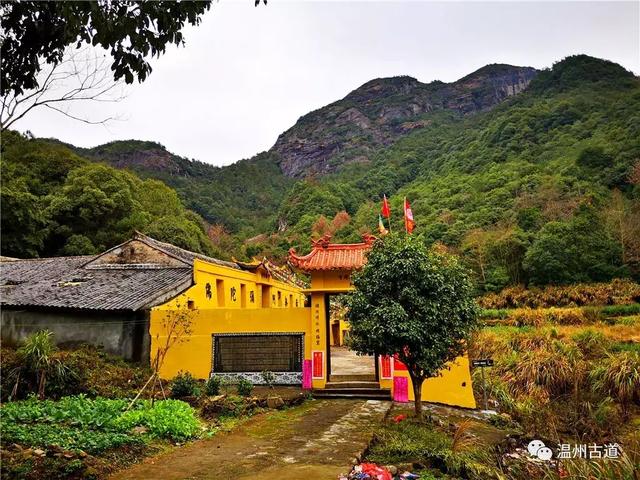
273, 65, 537, 178
72, 141, 292, 234
4, 55, 639, 290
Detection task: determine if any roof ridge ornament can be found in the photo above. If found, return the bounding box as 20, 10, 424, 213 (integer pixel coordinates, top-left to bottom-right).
312, 234, 332, 249
362, 233, 377, 245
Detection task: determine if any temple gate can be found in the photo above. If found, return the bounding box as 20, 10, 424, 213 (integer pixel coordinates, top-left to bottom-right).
289, 234, 477, 408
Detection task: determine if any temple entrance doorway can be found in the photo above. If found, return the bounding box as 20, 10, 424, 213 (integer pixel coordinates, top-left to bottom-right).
326, 293, 376, 381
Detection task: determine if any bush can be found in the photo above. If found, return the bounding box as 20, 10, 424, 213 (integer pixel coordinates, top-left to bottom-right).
205, 376, 221, 396
545, 307, 587, 325
1, 344, 152, 401
236, 378, 253, 397
571, 329, 610, 356
510, 308, 546, 327
170, 371, 200, 398
261, 370, 276, 389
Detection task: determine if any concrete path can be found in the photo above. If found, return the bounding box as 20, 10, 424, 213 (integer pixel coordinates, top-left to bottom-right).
330, 346, 375, 376
110, 399, 391, 480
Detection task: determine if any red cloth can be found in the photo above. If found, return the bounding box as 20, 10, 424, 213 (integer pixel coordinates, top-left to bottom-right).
404, 197, 415, 234
381, 194, 391, 218
360, 463, 393, 480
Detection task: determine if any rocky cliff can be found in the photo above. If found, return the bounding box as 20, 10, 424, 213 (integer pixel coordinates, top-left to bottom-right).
272, 64, 538, 178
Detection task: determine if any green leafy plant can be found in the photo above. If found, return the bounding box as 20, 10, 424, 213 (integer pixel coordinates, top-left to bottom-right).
12, 330, 71, 400
170, 371, 200, 398
236, 378, 253, 397
0, 396, 200, 453
205, 375, 222, 396
260, 370, 276, 389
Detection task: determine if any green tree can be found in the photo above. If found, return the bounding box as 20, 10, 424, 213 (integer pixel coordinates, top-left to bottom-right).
523, 206, 623, 285
45, 164, 147, 253
144, 215, 214, 256
346, 234, 478, 416
0, 176, 47, 257
1, 1, 212, 96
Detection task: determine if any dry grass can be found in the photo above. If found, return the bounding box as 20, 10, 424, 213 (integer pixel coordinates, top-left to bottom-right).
469, 322, 640, 441
478, 279, 640, 309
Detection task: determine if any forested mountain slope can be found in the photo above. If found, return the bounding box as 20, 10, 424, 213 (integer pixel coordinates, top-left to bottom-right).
3, 55, 639, 290
272, 64, 537, 177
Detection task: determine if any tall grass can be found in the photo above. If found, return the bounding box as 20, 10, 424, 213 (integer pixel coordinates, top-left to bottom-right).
590, 352, 640, 418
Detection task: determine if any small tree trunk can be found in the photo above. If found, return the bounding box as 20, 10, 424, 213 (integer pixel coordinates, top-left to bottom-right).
37, 370, 46, 400
409, 371, 424, 418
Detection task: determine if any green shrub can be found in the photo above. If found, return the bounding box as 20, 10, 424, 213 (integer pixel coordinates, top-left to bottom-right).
599, 303, 640, 317
236, 378, 253, 397
260, 370, 276, 389
170, 371, 200, 398
205, 376, 222, 396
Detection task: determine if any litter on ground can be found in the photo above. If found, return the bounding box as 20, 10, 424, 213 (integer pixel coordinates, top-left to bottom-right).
340, 462, 419, 480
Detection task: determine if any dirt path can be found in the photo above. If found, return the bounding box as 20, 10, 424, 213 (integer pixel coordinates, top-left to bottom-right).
110, 399, 391, 480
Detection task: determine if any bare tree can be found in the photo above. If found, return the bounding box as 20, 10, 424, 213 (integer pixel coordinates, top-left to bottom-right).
128, 301, 196, 409
1, 47, 125, 131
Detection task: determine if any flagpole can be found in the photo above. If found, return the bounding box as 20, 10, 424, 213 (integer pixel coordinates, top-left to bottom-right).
404, 197, 407, 234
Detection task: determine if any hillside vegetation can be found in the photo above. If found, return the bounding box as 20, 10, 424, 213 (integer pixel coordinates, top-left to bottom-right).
0, 131, 218, 258
2, 55, 639, 291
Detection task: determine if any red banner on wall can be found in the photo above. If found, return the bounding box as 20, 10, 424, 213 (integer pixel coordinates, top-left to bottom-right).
312, 351, 324, 378
380, 355, 392, 379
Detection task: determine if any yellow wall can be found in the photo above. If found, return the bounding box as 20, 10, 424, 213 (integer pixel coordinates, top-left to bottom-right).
391, 355, 477, 409
309, 292, 328, 389
150, 259, 476, 409
151, 307, 311, 379
309, 270, 353, 292
151, 259, 309, 379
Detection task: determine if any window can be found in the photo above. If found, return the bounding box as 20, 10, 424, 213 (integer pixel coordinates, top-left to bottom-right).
213, 334, 303, 372
216, 279, 225, 307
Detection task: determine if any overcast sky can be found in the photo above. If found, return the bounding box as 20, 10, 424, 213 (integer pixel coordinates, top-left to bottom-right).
13, 1, 640, 166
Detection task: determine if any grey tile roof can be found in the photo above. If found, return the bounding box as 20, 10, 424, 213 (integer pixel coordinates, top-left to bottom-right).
0, 255, 192, 311
0, 233, 302, 311
134, 233, 240, 270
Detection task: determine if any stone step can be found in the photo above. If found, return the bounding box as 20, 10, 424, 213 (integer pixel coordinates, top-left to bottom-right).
325, 381, 380, 389
329, 374, 377, 382
313, 390, 392, 400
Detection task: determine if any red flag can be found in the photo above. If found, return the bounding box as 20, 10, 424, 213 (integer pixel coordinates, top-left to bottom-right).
404, 197, 415, 234
381, 194, 391, 219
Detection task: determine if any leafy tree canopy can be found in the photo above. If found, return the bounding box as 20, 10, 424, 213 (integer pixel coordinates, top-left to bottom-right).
0, 132, 216, 258
346, 234, 478, 415
1, 0, 212, 95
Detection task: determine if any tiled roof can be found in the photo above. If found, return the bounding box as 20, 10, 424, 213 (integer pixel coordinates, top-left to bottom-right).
133, 232, 240, 270
235, 258, 307, 288
288, 234, 376, 272
0, 256, 192, 311
0, 233, 303, 311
